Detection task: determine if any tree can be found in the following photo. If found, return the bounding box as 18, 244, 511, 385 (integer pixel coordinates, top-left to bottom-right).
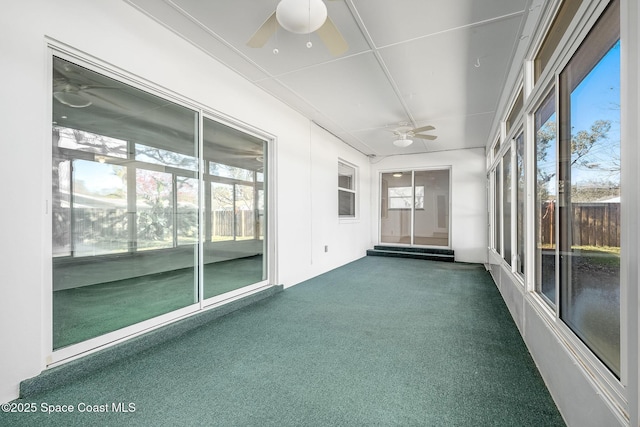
536, 119, 613, 201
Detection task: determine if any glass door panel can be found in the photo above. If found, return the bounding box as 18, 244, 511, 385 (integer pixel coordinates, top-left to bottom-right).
413, 170, 450, 247
381, 172, 412, 244
51, 56, 199, 350
381, 170, 450, 247
203, 118, 267, 300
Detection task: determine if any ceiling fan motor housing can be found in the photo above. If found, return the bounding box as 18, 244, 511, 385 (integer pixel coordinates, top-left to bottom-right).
276, 0, 328, 34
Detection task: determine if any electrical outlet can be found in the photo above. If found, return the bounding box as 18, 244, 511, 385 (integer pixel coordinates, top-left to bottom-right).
324, 245, 328, 252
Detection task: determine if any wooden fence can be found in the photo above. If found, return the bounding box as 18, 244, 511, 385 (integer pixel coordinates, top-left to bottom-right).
539, 202, 620, 247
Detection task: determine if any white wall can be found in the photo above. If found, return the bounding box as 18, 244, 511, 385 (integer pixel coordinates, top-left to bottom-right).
0, 0, 370, 403
370, 148, 488, 263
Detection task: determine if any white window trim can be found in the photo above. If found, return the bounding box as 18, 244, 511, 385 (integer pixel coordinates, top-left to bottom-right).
338, 159, 358, 221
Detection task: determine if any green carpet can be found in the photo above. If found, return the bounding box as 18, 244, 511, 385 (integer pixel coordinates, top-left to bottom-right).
54, 255, 264, 348
6, 257, 564, 426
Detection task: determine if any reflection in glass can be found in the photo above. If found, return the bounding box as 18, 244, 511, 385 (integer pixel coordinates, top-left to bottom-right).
71, 159, 129, 257
177, 178, 198, 246
495, 166, 501, 254
502, 149, 512, 265
558, 1, 620, 376
535, 91, 557, 304
516, 133, 525, 275
380, 170, 449, 247
203, 117, 267, 300
136, 169, 173, 251
52, 56, 198, 349
211, 182, 234, 242
535, 91, 557, 303
413, 170, 449, 247
380, 172, 412, 244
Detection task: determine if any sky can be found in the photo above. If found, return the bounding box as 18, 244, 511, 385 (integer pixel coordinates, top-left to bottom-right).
569, 40, 621, 185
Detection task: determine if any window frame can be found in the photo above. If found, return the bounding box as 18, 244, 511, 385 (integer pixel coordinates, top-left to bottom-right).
338, 160, 358, 219
487, 0, 624, 419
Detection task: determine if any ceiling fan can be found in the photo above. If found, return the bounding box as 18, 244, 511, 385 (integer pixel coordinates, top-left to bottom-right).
391, 124, 437, 148
246, 0, 348, 56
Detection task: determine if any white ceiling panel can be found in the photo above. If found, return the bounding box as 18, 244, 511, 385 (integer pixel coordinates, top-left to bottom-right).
352, 0, 527, 47
277, 53, 407, 132
380, 13, 523, 119
125, 0, 533, 156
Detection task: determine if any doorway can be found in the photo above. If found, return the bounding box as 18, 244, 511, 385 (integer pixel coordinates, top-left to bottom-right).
380, 169, 450, 247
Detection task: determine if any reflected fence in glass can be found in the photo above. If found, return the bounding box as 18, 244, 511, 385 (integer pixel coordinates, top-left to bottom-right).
202, 117, 267, 300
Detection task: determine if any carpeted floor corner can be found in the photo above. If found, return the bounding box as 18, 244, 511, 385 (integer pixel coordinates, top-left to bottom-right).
2, 256, 565, 426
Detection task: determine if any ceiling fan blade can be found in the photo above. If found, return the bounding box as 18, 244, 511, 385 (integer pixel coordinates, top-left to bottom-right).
247, 12, 278, 48
412, 125, 435, 133
316, 16, 348, 56
414, 134, 437, 141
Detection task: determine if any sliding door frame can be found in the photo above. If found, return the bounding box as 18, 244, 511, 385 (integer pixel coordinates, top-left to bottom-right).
377, 167, 452, 249
46, 41, 278, 367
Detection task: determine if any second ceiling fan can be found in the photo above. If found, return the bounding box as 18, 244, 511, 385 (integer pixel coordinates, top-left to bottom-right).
247, 0, 348, 56
391, 124, 438, 148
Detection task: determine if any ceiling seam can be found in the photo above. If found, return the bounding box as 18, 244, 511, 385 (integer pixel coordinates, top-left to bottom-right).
375, 9, 527, 51
345, 0, 416, 127
164, 0, 276, 81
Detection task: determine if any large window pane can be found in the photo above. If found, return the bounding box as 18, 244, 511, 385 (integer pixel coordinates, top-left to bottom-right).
52, 56, 198, 349
558, 0, 620, 376
502, 148, 512, 265
535, 91, 557, 304
495, 166, 501, 253
203, 118, 267, 300
516, 133, 525, 276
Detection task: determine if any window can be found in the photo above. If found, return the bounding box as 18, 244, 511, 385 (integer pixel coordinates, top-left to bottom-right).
558, 0, 620, 376
516, 132, 525, 275
338, 161, 356, 218
535, 90, 557, 304
534, 0, 583, 81
506, 88, 523, 135
502, 147, 512, 265
388, 186, 424, 209
494, 165, 501, 254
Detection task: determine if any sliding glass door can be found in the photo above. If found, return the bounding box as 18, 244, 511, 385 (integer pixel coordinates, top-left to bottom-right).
380, 169, 450, 247
51, 55, 269, 352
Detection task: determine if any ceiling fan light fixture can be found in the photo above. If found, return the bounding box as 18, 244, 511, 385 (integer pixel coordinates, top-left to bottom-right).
276, 0, 327, 34
393, 138, 413, 148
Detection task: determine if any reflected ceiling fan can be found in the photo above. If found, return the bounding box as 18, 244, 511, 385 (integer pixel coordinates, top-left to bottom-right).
247, 0, 348, 56
391, 123, 437, 147
53, 62, 123, 109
